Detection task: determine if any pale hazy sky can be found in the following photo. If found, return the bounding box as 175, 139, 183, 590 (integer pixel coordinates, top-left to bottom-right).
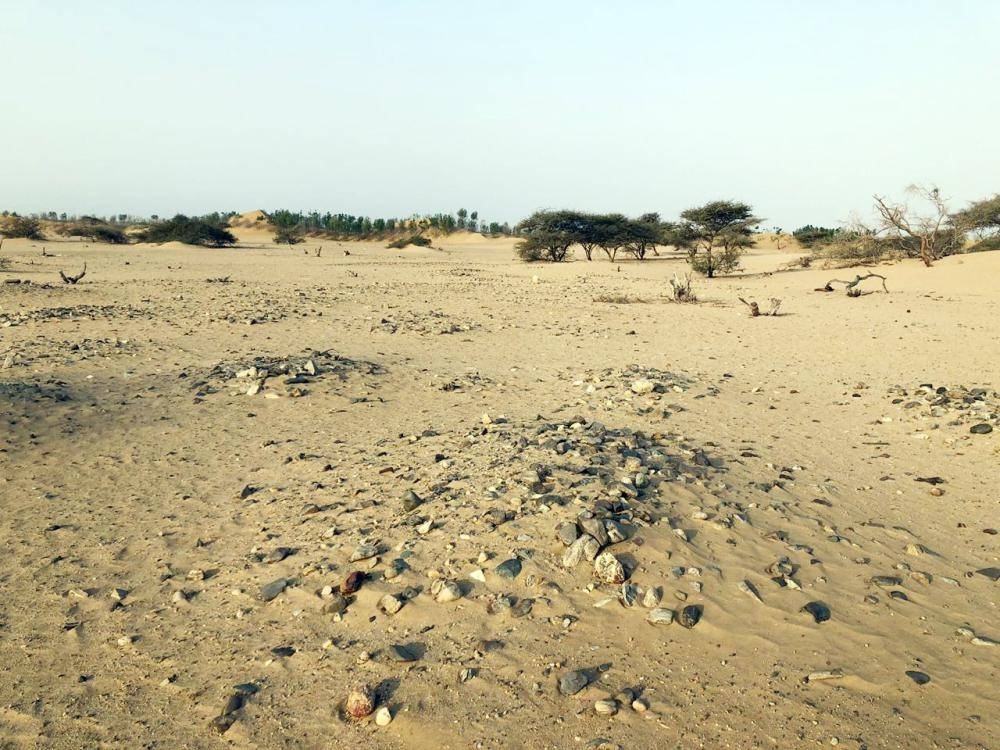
1, 1, 997, 228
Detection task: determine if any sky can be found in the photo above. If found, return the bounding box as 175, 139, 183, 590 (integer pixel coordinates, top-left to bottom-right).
1, 1, 998, 228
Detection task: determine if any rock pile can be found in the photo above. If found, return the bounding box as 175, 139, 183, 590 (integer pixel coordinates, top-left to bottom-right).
196, 350, 386, 399
886, 382, 998, 434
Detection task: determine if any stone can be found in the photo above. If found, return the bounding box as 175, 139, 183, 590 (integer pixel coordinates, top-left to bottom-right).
556, 522, 579, 546
647, 608, 674, 626
341, 571, 365, 595
495, 558, 522, 581
630, 379, 655, 394
345, 683, 375, 718
579, 517, 610, 547
432, 579, 462, 603
594, 551, 626, 584
402, 490, 423, 512
266, 547, 293, 564
905, 670, 931, 685
260, 578, 288, 602
642, 587, 662, 609
559, 669, 590, 695
970, 423, 993, 434
378, 594, 404, 615
562, 534, 599, 569
349, 543, 379, 562
802, 601, 831, 623
374, 706, 392, 726
677, 604, 702, 628
594, 698, 618, 715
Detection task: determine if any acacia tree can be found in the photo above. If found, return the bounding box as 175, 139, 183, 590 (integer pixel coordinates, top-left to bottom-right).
515, 210, 584, 262
680, 200, 760, 277
951, 194, 1000, 249
870, 185, 965, 266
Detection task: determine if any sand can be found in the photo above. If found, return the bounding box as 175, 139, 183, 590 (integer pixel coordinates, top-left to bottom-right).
0, 230, 997, 749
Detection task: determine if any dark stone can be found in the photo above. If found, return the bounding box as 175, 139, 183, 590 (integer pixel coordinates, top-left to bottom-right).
677, 604, 703, 628
260, 578, 288, 602
905, 670, 931, 685
559, 669, 590, 695
802, 601, 831, 623
970, 423, 993, 434
495, 558, 522, 580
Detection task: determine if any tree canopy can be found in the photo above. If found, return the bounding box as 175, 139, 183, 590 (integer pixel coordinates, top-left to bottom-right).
139, 215, 237, 247
680, 200, 760, 277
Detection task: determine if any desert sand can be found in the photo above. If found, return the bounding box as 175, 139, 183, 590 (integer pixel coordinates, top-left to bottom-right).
0, 229, 997, 749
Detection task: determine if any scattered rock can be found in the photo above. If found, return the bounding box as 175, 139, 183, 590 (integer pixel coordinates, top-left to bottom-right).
594, 551, 626, 584
559, 669, 590, 696
802, 601, 831, 623
345, 683, 375, 719
260, 578, 288, 602
677, 604, 702, 628
495, 558, 522, 581
905, 670, 931, 686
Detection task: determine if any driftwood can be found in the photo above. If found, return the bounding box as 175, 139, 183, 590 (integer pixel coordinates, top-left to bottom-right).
739, 297, 782, 316
206, 276, 231, 283
316, 246, 322, 257
817, 273, 888, 297
59, 262, 87, 284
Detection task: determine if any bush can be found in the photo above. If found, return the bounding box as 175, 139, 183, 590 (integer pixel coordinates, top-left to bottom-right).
57, 222, 128, 243
792, 225, 840, 248
386, 235, 432, 249
273, 227, 305, 245
139, 215, 236, 247
1, 215, 43, 240
688, 245, 742, 276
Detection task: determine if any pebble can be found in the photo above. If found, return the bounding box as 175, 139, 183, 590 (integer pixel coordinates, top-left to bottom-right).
802, 601, 831, 623
345, 683, 375, 718
562, 535, 599, 569
594, 551, 626, 584
374, 706, 393, 726
905, 670, 931, 685
969, 423, 993, 434
432, 579, 462, 603
647, 608, 674, 626
642, 587, 662, 609
349, 544, 379, 562
594, 698, 618, 716
738, 579, 763, 602
341, 571, 365, 595
559, 669, 590, 695
378, 594, 404, 615
469, 568, 487, 583
402, 490, 423, 512
495, 559, 522, 581
259, 577, 288, 602
266, 547, 293, 564
677, 604, 702, 628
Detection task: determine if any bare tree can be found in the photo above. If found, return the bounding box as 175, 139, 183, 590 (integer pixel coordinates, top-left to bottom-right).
871, 185, 964, 267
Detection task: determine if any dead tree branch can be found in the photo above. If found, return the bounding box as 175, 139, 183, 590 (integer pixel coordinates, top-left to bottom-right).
59, 262, 87, 284
739, 297, 782, 316
817, 273, 889, 296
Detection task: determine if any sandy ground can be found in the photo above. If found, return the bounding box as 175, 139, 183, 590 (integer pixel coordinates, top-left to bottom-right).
0, 231, 997, 749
